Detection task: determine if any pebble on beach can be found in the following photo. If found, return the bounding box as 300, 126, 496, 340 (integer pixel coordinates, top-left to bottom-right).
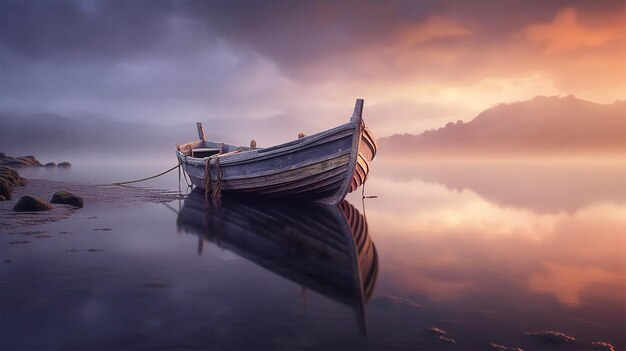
13, 195, 53, 212
51, 191, 84, 208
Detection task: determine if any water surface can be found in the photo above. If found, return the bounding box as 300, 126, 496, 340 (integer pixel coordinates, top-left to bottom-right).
1, 158, 624, 350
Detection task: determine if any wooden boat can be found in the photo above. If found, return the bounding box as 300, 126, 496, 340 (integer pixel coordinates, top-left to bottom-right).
176, 189, 379, 334
176, 99, 377, 205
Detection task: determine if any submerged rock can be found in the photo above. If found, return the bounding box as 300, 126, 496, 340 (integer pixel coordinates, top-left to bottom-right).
57, 161, 72, 168
489, 342, 524, 351
591, 341, 616, 351
51, 191, 83, 208
13, 196, 52, 212
426, 327, 449, 336
44, 162, 56, 167
436, 336, 456, 344
425, 327, 456, 344
525, 331, 575, 345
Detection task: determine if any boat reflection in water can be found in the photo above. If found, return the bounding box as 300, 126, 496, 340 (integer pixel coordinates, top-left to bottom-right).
176, 188, 379, 334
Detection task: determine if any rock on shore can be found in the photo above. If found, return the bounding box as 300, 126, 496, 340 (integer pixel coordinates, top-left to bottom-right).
13, 195, 52, 212
0, 154, 41, 167
0, 166, 26, 200
51, 191, 84, 208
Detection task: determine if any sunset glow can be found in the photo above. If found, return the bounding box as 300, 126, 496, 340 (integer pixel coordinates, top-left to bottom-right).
1, 1, 624, 140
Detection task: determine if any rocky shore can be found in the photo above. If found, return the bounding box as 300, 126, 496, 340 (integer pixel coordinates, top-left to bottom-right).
0, 152, 71, 168
0, 178, 180, 230
0, 152, 84, 215
0, 152, 75, 203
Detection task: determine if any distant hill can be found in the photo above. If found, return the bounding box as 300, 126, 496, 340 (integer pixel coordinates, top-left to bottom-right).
380, 96, 626, 157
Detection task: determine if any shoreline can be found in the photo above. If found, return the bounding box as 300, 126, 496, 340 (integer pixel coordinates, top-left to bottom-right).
0, 178, 182, 231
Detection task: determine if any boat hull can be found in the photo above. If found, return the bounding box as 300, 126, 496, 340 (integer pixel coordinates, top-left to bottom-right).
176, 99, 377, 205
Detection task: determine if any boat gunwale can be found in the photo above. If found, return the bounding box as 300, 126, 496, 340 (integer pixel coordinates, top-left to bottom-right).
176, 121, 354, 167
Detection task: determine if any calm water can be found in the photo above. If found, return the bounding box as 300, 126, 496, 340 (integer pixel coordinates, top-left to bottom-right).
1, 158, 625, 350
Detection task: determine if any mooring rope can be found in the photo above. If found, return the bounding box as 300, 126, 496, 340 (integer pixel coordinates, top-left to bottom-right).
213, 156, 223, 199
181, 164, 192, 187
112, 162, 182, 186
204, 157, 211, 200
203, 155, 223, 200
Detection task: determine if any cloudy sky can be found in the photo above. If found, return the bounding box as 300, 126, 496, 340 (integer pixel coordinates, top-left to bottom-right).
1, 0, 625, 137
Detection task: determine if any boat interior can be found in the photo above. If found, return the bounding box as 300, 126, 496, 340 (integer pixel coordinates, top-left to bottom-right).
177, 140, 255, 158
177, 131, 326, 159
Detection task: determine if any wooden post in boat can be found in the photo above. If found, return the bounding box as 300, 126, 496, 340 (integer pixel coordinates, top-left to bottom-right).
196, 122, 205, 141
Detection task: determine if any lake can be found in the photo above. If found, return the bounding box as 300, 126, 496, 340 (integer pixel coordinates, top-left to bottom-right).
1, 157, 625, 350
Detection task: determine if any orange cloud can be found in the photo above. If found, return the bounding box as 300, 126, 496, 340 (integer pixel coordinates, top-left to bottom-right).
523, 8, 617, 54
394, 16, 472, 47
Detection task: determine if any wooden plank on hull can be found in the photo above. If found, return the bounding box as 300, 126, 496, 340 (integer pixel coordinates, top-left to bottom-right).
255, 174, 345, 197
222, 153, 350, 185
233, 165, 348, 194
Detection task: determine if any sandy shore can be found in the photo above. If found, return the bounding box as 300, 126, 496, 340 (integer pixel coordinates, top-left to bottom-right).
0, 178, 182, 231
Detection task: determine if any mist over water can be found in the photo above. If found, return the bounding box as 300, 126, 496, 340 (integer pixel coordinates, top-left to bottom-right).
13, 155, 181, 188
2, 155, 624, 350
